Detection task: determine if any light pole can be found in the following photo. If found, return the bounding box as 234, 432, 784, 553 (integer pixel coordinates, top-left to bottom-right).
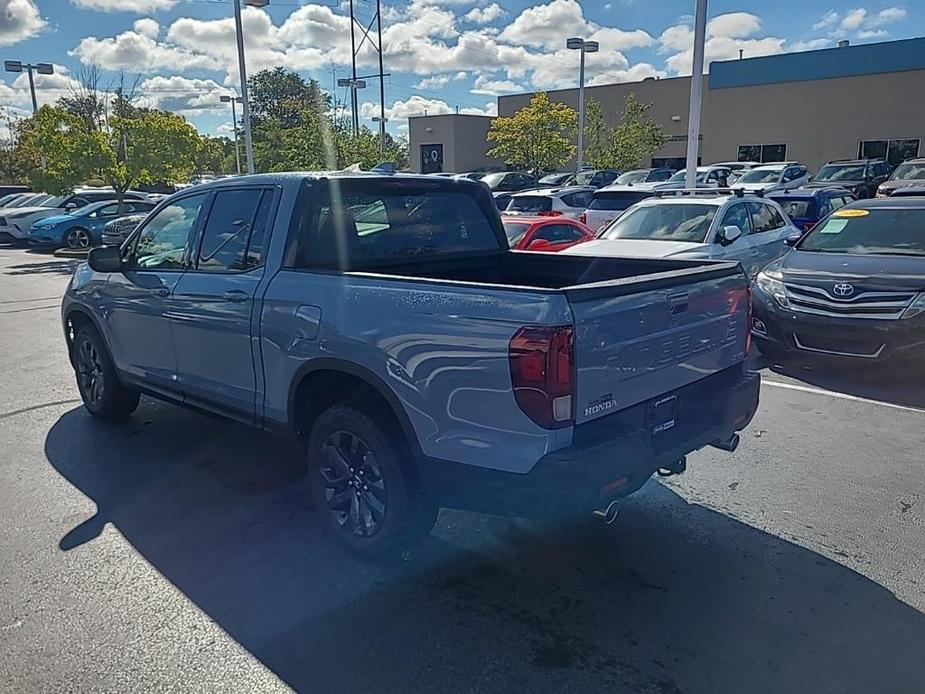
232, 0, 268, 174
3, 60, 54, 113
337, 78, 366, 137
372, 115, 388, 152
566, 38, 598, 170
684, 0, 708, 189
220, 94, 243, 174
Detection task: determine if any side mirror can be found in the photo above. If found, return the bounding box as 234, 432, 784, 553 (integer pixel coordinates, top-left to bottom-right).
807, 175, 814, 183
87, 246, 124, 273
64, 202, 78, 211
526, 238, 552, 251
785, 233, 802, 247
720, 225, 742, 245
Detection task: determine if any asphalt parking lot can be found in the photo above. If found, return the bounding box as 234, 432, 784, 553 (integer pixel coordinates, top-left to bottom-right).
1, 246, 923, 694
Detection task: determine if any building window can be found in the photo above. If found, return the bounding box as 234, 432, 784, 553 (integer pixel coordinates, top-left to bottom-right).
651, 156, 699, 169
858, 139, 920, 167
738, 144, 787, 163
419, 144, 444, 174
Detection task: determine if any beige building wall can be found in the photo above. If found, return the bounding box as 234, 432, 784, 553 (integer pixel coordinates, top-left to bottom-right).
408, 114, 504, 173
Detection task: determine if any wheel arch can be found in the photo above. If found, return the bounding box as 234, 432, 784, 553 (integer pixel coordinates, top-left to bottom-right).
63, 304, 110, 367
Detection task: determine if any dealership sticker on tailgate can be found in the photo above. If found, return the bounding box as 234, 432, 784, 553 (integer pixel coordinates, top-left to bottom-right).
647, 395, 678, 435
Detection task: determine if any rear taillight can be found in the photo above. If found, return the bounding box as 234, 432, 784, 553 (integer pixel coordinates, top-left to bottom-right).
509, 325, 574, 429
579, 212, 587, 224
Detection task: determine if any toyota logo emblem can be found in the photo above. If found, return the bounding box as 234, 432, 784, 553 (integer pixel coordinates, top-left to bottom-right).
833, 283, 855, 297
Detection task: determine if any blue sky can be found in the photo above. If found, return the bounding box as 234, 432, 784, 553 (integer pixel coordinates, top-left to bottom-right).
0, 0, 919, 138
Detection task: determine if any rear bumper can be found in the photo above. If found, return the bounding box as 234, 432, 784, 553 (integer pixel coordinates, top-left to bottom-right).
420, 365, 760, 518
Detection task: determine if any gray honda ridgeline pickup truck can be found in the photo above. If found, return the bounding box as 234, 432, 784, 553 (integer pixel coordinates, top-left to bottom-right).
63, 173, 759, 552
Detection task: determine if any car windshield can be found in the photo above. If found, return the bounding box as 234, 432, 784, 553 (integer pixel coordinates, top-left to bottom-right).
616, 170, 650, 185
480, 173, 505, 187
815, 164, 866, 182
507, 196, 552, 213
599, 203, 717, 242
667, 170, 707, 183
502, 221, 531, 246
772, 198, 815, 218
737, 169, 782, 184
539, 173, 569, 184
888, 163, 925, 181
798, 208, 925, 255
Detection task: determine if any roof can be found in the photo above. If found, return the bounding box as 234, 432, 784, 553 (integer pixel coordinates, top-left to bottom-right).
768, 187, 848, 198
710, 37, 925, 89
851, 197, 925, 209
510, 186, 593, 196
196, 171, 475, 189
500, 215, 582, 224
638, 193, 737, 206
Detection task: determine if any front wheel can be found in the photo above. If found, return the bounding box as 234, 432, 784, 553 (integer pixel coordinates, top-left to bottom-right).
73, 326, 140, 420
307, 404, 436, 554
64, 227, 91, 250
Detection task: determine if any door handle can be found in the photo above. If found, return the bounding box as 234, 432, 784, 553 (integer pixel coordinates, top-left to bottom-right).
223, 290, 250, 303
150, 287, 170, 298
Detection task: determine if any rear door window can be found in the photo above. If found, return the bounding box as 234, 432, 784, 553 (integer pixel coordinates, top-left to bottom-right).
302, 182, 501, 269
508, 195, 552, 213
748, 202, 786, 233
533, 223, 584, 244
561, 191, 593, 208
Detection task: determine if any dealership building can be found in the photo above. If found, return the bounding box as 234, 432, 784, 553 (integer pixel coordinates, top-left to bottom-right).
408, 37, 925, 175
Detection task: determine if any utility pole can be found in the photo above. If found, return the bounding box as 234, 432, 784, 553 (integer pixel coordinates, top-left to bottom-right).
376, 0, 386, 152
349, 0, 359, 137
220, 94, 243, 174
232, 0, 267, 174
566, 38, 599, 170
684, 0, 708, 189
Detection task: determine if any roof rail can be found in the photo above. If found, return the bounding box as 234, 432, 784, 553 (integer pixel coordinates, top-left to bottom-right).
654, 188, 736, 198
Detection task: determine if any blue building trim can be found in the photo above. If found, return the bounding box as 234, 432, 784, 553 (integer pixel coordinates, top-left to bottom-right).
710, 37, 925, 89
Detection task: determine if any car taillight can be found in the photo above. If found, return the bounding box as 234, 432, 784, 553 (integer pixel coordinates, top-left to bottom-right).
803, 221, 815, 231
509, 325, 574, 429
579, 212, 587, 224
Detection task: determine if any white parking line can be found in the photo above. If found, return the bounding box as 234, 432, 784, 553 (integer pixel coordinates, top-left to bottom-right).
762, 379, 925, 415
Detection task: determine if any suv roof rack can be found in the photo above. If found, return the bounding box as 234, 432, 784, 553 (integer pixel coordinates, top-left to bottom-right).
654, 188, 742, 198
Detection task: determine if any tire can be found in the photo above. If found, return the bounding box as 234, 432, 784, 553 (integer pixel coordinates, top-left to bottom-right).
64, 227, 91, 250
72, 326, 140, 421
307, 404, 436, 554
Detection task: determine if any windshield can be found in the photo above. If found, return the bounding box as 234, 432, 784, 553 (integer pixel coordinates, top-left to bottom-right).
599, 203, 717, 243
507, 196, 552, 213
616, 170, 649, 185
815, 164, 866, 182
572, 171, 595, 185
481, 173, 505, 187
539, 173, 570, 184
772, 198, 815, 219
798, 208, 925, 255
888, 163, 925, 181
503, 221, 530, 246
737, 169, 782, 184
667, 170, 707, 183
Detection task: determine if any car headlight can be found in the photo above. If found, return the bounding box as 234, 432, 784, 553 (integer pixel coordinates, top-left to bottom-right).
33, 225, 55, 232
756, 268, 790, 308
901, 293, 925, 319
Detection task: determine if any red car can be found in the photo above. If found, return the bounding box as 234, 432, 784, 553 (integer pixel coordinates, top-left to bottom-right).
502, 216, 596, 252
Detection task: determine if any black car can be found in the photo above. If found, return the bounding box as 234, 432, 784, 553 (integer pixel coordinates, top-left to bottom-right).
480, 171, 537, 192
806, 159, 891, 199
876, 157, 925, 197
752, 198, 925, 361
568, 169, 620, 188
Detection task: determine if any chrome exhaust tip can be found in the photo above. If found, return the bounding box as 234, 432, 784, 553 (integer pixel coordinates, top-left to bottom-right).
711, 433, 740, 452
592, 500, 621, 525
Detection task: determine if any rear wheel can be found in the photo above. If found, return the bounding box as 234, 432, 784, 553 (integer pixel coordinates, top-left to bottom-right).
64, 227, 91, 250
307, 404, 436, 554
73, 326, 140, 420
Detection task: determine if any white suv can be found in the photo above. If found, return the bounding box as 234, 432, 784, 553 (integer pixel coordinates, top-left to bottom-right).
733, 163, 809, 193
563, 190, 799, 279
503, 186, 595, 219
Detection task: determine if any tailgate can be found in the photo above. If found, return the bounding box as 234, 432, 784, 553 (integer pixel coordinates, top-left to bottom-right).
569, 264, 750, 425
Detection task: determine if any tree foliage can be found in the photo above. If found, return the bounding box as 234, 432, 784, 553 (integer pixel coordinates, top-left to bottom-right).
582, 99, 615, 169
249, 67, 328, 129
609, 94, 668, 170
486, 92, 577, 174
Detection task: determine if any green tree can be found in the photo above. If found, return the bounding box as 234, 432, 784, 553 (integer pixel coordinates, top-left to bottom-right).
486, 92, 577, 174
609, 94, 668, 170
196, 135, 235, 175
582, 99, 616, 169
248, 67, 328, 129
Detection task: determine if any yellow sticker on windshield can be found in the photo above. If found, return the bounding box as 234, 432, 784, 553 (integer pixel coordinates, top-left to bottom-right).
832, 208, 870, 217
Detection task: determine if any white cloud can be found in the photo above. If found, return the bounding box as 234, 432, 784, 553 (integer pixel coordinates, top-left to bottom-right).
813, 10, 839, 31
470, 75, 522, 95
840, 8, 867, 31
857, 29, 889, 39
0, 66, 79, 109
70, 0, 178, 11
0, 0, 47, 47
791, 38, 831, 52
132, 18, 160, 39
864, 6, 906, 28
464, 3, 504, 24
70, 28, 222, 73
416, 72, 466, 89
659, 13, 785, 75
215, 121, 235, 136
138, 75, 229, 115
361, 94, 494, 121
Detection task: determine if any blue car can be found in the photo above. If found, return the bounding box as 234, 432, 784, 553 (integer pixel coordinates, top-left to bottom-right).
29, 199, 155, 250
768, 187, 856, 233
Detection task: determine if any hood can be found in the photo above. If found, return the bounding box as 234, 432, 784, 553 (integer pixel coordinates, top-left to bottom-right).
879, 179, 925, 193
806, 180, 863, 190
778, 250, 925, 292
735, 181, 781, 191
34, 213, 79, 227
5, 206, 59, 218
562, 238, 707, 258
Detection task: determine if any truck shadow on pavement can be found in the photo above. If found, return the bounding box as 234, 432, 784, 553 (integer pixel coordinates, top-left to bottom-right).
45, 402, 925, 694
4, 259, 80, 276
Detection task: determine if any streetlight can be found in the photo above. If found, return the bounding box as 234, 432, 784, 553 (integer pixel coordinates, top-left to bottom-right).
371, 115, 388, 152
566, 37, 598, 170
3, 60, 54, 113
232, 0, 269, 175
337, 77, 366, 136
220, 94, 243, 174
684, 0, 708, 190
